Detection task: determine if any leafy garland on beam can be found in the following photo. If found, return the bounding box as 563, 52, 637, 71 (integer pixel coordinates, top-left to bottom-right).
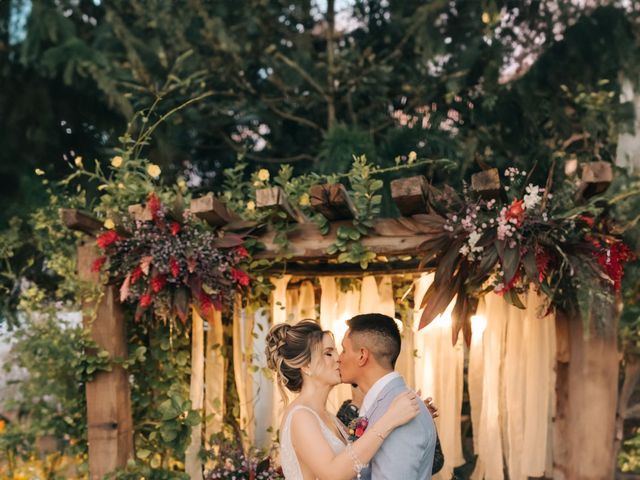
416, 167, 635, 346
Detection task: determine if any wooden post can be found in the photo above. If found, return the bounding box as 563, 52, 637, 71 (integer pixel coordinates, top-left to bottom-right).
553, 309, 619, 480
471, 168, 501, 198
190, 194, 239, 227
309, 183, 357, 220
390, 175, 429, 216
78, 243, 134, 480
256, 186, 307, 223
185, 307, 204, 480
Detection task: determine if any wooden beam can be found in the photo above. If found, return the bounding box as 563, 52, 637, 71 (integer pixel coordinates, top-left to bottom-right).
256, 186, 306, 223
59, 208, 103, 235
471, 168, 501, 198
255, 217, 442, 262
309, 183, 357, 220
77, 244, 133, 479
390, 175, 429, 216
190, 194, 239, 227
127, 203, 153, 222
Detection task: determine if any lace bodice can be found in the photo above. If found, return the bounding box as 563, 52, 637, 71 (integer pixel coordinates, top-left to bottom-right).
280, 405, 348, 479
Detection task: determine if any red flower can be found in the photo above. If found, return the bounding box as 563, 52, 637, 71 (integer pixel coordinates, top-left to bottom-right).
495, 271, 521, 296
199, 291, 213, 314
91, 256, 106, 272
348, 417, 369, 440
139, 293, 152, 308
579, 215, 595, 228
96, 231, 120, 249
147, 192, 161, 220
595, 241, 635, 292
150, 274, 167, 293
235, 246, 249, 258
505, 199, 525, 226
170, 257, 180, 278
232, 268, 250, 287
170, 221, 181, 236
130, 266, 143, 284
535, 246, 552, 282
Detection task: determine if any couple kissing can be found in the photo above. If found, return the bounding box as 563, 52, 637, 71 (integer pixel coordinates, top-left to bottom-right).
266, 313, 438, 480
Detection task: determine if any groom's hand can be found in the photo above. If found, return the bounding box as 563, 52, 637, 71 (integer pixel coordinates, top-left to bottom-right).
416, 389, 439, 418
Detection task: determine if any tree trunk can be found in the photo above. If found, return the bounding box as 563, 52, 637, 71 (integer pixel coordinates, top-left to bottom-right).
554, 309, 619, 479
78, 244, 134, 480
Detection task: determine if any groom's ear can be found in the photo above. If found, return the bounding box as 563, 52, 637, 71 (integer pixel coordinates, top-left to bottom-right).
358, 347, 369, 367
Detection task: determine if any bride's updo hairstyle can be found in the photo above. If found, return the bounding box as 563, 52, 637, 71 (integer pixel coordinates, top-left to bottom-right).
265, 320, 326, 401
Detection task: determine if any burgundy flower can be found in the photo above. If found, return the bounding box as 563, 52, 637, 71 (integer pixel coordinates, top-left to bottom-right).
170, 257, 180, 278
140, 293, 152, 308
130, 266, 143, 284
96, 231, 120, 249
232, 268, 250, 287
91, 256, 106, 272
147, 192, 161, 220
151, 274, 167, 293
235, 246, 249, 258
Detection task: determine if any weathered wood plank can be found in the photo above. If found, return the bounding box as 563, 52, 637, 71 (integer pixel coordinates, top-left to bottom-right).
471, 168, 501, 198
256, 186, 307, 223
59, 208, 103, 235
255, 217, 442, 261
77, 244, 133, 479
190, 194, 239, 227
309, 183, 357, 220
390, 175, 429, 216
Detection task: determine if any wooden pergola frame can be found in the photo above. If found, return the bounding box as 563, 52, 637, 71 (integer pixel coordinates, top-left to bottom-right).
62, 165, 621, 480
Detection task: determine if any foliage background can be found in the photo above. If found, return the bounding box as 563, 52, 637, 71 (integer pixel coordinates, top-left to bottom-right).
1, 0, 640, 478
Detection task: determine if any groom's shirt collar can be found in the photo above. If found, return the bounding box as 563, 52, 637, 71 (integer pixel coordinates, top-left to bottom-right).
359, 371, 400, 417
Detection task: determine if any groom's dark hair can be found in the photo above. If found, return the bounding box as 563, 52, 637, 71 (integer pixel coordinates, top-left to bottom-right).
347, 313, 401, 369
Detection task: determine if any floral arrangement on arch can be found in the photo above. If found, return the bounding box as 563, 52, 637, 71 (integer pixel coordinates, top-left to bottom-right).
414, 167, 635, 345
92, 192, 250, 322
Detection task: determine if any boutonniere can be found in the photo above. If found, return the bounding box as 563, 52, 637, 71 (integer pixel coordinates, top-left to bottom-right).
348, 416, 368, 442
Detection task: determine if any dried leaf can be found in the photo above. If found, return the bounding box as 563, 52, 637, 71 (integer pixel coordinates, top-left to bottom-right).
120, 273, 131, 303
140, 256, 153, 276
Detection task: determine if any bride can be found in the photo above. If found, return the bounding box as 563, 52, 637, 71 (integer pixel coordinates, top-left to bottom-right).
266, 320, 420, 480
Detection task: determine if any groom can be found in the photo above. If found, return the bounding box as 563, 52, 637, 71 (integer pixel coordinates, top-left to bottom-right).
339, 313, 436, 479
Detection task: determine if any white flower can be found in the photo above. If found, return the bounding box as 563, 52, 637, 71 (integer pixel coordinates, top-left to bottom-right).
459, 244, 470, 256
523, 184, 543, 209
468, 231, 482, 250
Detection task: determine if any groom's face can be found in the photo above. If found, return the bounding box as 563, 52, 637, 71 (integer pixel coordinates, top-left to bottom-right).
338, 329, 360, 384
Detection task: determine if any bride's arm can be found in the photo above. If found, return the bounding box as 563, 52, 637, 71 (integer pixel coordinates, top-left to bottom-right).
291, 391, 419, 480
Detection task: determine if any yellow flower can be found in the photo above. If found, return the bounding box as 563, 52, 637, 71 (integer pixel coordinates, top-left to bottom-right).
147, 164, 161, 178
258, 169, 270, 182
118, 182, 125, 190
74, 156, 84, 168
35, 168, 45, 176
177, 178, 187, 190
104, 218, 115, 230
97, 184, 109, 191
482, 12, 491, 24
0, 419, 5, 432
299, 193, 310, 206
408, 151, 417, 162
253, 180, 262, 187
111, 155, 123, 168
246, 200, 256, 211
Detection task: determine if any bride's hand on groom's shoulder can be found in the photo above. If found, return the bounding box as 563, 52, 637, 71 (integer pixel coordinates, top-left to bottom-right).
416, 389, 439, 418
385, 390, 421, 429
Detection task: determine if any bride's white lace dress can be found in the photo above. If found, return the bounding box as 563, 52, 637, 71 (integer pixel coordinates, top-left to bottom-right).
279, 405, 348, 479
